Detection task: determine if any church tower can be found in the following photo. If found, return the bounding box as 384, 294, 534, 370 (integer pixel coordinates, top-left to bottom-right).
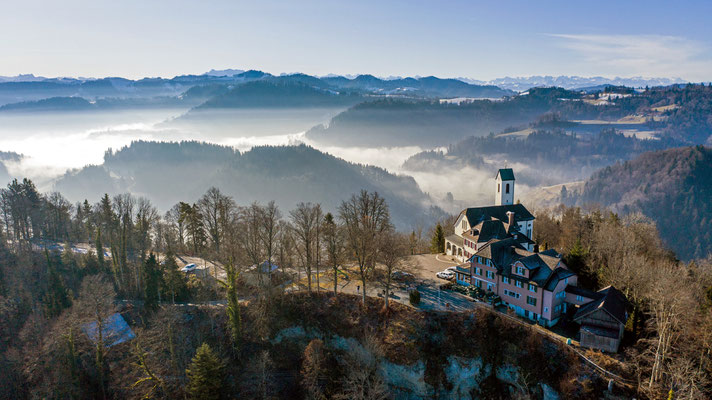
495, 168, 515, 205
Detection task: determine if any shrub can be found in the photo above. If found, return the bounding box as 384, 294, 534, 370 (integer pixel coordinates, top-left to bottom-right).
409, 289, 421, 306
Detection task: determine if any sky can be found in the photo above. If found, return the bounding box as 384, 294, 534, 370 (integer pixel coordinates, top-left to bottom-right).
1, 0, 712, 81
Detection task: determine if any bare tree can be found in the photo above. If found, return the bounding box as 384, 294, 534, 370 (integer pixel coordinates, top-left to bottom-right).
198, 187, 235, 258
74, 275, 117, 400
290, 203, 320, 293
338, 191, 391, 305
378, 229, 406, 312
323, 212, 346, 295
260, 201, 281, 280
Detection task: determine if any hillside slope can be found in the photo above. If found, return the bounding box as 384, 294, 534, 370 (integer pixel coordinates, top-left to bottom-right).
581, 145, 712, 260
53, 141, 445, 230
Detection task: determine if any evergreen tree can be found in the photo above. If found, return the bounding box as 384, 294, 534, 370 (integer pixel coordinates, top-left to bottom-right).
43, 250, 72, 318
162, 250, 188, 303
186, 343, 225, 400
219, 262, 241, 350
430, 223, 445, 253
95, 227, 105, 271
143, 253, 161, 309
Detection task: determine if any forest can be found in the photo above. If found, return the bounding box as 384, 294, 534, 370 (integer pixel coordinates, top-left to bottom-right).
0, 175, 710, 398
581, 145, 712, 260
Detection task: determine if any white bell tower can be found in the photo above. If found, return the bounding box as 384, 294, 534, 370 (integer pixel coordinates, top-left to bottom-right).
495, 168, 515, 205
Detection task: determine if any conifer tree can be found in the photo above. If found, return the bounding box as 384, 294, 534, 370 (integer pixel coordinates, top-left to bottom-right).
186, 343, 224, 400
95, 228, 105, 271
162, 250, 187, 303
43, 250, 71, 318
219, 262, 241, 350
430, 223, 445, 253
143, 253, 161, 309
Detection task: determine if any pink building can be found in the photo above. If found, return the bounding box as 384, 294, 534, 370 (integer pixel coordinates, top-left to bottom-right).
466, 237, 576, 327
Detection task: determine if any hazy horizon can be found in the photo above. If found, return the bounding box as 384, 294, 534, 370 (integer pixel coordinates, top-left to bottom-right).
2, 1, 712, 81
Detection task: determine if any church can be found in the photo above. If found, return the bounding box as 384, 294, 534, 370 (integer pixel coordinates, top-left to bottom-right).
445, 168, 535, 262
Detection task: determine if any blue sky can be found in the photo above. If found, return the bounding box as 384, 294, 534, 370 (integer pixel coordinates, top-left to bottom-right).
2, 0, 711, 80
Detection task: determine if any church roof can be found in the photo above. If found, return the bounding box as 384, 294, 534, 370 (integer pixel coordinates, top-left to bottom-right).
496, 168, 515, 181
462, 204, 535, 225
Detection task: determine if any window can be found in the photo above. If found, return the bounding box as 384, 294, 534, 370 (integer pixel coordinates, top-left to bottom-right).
475, 267, 482, 276
544, 307, 549, 313
487, 283, 494, 291
498, 183, 500, 193
515, 266, 524, 275
576, 295, 585, 302
506, 183, 510, 194
515, 280, 523, 288
526, 296, 537, 306
556, 291, 566, 299
504, 289, 520, 299
528, 284, 537, 293
554, 305, 561, 313
502, 276, 510, 284
486, 271, 494, 279
475, 279, 482, 288
462, 220, 467, 230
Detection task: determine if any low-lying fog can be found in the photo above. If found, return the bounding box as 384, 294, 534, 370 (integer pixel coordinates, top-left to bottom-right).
0, 107, 535, 213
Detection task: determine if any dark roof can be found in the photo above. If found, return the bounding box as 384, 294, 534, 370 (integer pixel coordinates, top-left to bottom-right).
581, 324, 620, 339
574, 286, 629, 325
463, 204, 535, 226
464, 218, 534, 248
565, 285, 599, 299
473, 238, 571, 291
496, 168, 515, 181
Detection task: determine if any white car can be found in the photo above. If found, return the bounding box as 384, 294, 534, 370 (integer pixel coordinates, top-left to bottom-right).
436, 270, 454, 280
181, 263, 197, 273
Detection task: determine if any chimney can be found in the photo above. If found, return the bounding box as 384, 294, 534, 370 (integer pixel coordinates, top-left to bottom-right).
506, 211, 515, 227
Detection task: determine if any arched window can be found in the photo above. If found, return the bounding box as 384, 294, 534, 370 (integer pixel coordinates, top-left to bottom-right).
506, 183, 510, 194
498, 183, 500, 193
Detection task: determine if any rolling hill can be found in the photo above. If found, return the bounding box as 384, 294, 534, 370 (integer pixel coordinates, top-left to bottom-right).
53, 141, 445, 230
581, 145, 712, 260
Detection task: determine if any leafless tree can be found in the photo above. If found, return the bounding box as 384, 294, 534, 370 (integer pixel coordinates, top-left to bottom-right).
290, 202, 320, 293
378, 229, 407, 312
323, 212, 346, 295
338, 191, 391, 305
198, 187, 235, 258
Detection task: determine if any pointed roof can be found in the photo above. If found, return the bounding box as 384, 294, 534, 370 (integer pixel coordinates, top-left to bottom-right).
496, 168, 515, 181
573, 286, 629, 325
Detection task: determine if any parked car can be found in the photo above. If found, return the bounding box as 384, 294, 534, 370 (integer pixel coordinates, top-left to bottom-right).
181, 263, 197, 273
436, 270, 454, 280
391, 270, 414, 281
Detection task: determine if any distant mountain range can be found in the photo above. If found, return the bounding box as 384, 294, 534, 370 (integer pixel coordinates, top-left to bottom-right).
1, 71, 686, 93
461, 76, 686, 91
53, 141, 445, 230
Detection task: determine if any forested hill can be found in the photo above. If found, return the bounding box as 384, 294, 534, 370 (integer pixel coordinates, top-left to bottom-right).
54, 141, 445, 230
193, 79, 366, 109
581, 145, 712, 260
306, 87, 574, 147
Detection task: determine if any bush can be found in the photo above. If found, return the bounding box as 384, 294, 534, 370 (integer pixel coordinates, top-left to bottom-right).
409, 289, 421, 306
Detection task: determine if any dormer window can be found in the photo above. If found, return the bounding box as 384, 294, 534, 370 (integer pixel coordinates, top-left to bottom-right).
515, 266, 525, 275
